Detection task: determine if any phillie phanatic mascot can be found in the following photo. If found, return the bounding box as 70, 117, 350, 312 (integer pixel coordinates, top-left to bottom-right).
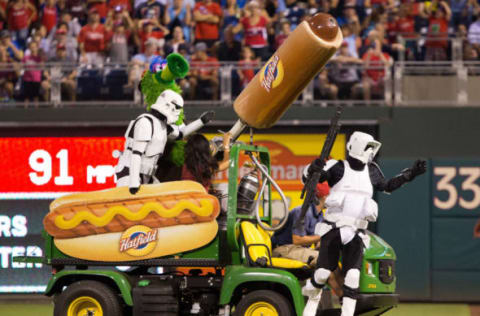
302, 131, 427, 316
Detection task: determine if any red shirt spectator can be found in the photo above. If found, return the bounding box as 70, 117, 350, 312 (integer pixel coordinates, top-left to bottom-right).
7, 0, 36, 31
78, 9, 106, 53
426, 2, 451, 48
237, 46, 257, 88
427, 16, 449, 48
88, 0, 108, 19
241, 15, 268, 48
137, 22, 166, 52
363, 49, 391, 83
40, 0, 59, 33
275, 21, 291, 49
191, 55, 219, 77
396, 16, 415, 38
78, 23, 106, 52
193, 0, 222, 41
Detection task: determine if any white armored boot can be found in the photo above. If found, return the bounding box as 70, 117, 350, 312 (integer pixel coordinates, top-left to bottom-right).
341, 297, 357, 316
302, 279, 323, 316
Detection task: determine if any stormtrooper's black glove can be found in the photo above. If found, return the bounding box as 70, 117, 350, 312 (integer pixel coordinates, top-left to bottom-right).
401, 159, 427, 181
307, 158, 328, 182
200, 111, 215, 124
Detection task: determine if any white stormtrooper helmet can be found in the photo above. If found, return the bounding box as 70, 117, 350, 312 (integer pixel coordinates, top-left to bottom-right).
150, 90, 184, 124
346, 131, 382, 164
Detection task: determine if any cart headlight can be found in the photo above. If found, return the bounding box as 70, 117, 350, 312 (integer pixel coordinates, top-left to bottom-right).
365, 261, 374, 275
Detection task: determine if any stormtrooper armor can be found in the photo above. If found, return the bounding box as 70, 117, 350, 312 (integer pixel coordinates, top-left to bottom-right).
115, 90, 183, 193
167, 111, 215, 141
302, 131, 427, 316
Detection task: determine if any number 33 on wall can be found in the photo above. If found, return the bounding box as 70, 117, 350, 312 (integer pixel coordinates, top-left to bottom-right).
433, 167, 480, 210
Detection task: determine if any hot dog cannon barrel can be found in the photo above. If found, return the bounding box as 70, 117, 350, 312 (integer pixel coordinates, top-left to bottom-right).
229, 13, 343, 137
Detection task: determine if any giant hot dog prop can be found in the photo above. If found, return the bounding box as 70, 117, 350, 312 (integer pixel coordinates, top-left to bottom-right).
228, 13, 343, 137
43, 181, 220, 262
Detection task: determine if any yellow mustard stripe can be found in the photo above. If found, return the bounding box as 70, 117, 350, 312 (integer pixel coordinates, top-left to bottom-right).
54, 199, 214, 229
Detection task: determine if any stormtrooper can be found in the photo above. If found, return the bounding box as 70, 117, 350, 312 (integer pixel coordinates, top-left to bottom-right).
302, 131, 427, 316
115, 89, 184, 194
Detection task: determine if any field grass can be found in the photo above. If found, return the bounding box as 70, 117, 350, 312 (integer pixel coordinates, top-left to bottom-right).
0, 303, 53, 316
0, 302, 474, 316
389, 303, 471, 316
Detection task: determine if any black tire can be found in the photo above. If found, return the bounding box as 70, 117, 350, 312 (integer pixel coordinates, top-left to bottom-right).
54, 280, 123, 316
234, 289, 294, 316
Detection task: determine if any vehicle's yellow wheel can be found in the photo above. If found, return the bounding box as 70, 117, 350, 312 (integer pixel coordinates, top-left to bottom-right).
244, 301, 279, 316
54, 281, 123, 316
234, 290, 293, 316
67, 296, 103, 316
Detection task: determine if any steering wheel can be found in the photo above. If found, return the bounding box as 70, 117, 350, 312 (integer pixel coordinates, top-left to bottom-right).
249, 154, 289, 232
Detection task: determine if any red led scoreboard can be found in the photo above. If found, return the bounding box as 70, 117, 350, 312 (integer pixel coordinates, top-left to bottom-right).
0, 137, 124, 292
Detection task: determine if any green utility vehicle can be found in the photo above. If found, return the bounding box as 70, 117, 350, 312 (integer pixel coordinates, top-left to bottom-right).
15, 143, 398, 316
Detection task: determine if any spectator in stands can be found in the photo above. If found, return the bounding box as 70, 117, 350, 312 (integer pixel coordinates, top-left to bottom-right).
216, 25, 241, 61
0, 43, 17, 101
21, 41, 45, 104
66, 0, 86, 24
7, 0, 37, 48
222, 0, 241, 38
165, 25, 190, 54
107, 22, 130, 64
237, 46, 258, 89
0, 0, 7, 27
315, 69, 338, 100
87, 0, 108, 20
136, 0, 166, 24
337, 5, 361, 35
47, 23, 78, 62
166, 0, 192, 43
39, 0, 60, 34
357, 38, 392, 100
44, 43, 78, 101
232, 0, 270, 61
59, 11, 82, 38
0, 30, 23, 61
468, 12, 480, 51
463, 42, 479, 59
105, 5, 135, 31
283, 0, 305, 29
193, 0, 222, 47
331, 41, 363, 99
425, 1, 451, 61
450, 0, 468, 29
108, 0, 133, 14
394, 4, 419, 60
135, 18, 170, 53
275, 20, 291, 49
128, 37, 158, 87
341, 24, 361, 58
78, 7, 107, 65
190, 41, 219, 100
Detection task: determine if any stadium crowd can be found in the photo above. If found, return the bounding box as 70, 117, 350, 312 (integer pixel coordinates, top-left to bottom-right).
0, 0, 479, 103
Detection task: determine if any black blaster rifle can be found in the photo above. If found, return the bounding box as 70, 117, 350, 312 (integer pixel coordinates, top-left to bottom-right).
294, 105, 343, 232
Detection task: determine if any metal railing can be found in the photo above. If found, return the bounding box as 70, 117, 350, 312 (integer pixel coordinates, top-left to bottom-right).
2, 58, 480, 108
0, 61, 394, 108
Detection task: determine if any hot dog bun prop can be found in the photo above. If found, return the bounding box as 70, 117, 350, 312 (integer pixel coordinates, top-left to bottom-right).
228, 13, 343, 138
43, 181, 220, 262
